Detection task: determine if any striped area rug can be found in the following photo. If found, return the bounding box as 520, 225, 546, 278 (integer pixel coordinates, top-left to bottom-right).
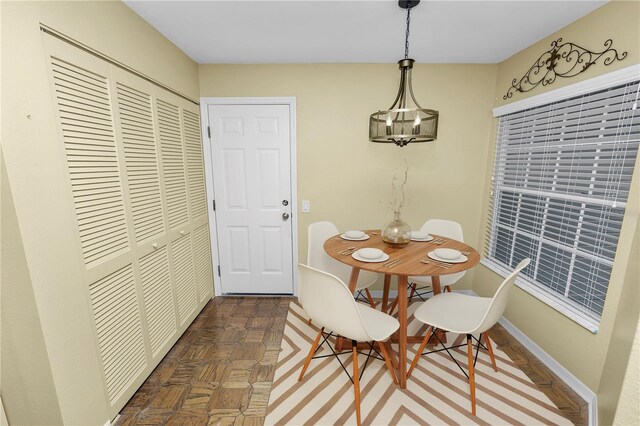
265, 301, 572, 426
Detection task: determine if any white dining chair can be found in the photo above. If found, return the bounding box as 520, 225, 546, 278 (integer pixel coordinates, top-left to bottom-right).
297, 264, 399, 426
410, 219, 466, 297
387, 219, 466, 314
308, 221, 378, 308
406, 258, 531, 415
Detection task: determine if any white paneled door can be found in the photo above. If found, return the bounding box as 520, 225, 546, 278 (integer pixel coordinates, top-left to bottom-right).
207, 104, 294, 294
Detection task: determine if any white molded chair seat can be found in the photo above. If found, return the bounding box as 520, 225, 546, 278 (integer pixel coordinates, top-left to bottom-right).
413, 292, 492, 335
308, 221, 378, 306
297, 264, 399, 426
407, 258, 531, 416
355, 304, 400, 342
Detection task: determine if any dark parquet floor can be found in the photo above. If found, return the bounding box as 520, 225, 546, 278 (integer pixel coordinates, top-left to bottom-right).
115, 296, 587, 426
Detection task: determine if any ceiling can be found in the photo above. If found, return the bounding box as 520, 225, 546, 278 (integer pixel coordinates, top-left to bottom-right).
124, 0, 608, 64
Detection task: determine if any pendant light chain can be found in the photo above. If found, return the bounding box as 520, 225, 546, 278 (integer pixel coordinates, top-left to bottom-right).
404, 7, 411, 59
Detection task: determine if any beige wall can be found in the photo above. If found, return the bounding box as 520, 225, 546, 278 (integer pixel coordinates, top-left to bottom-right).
598, 224, 640, 425
1, 151, 64, 425
473, 0, 640, 403
199, 63, 498, 291
612, 319, 640, 426
0, 1, 199, 424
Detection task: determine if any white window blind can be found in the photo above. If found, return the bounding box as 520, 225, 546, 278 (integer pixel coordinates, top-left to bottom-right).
485, 80, 639, 329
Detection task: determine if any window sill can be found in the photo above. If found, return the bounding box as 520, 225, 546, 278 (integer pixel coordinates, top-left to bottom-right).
480, 259, 599, 333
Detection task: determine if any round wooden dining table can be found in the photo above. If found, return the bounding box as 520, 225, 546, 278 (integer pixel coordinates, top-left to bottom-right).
324, 230, 480, 389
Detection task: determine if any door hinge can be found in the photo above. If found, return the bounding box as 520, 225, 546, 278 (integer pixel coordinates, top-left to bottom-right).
217, 265, 221, 276
207, 126, 211, 138
212, 200, 216, 211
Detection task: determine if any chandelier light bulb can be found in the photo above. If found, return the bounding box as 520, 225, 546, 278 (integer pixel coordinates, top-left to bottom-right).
413, 115, 421, 134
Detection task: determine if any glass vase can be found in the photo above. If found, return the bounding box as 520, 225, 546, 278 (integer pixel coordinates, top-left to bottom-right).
382, 210, 411, 248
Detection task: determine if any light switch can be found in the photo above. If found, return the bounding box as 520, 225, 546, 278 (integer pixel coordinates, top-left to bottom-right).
302, 200, 310, 213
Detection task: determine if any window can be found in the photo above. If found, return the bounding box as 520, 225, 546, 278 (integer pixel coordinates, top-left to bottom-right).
485, 76, 639, 332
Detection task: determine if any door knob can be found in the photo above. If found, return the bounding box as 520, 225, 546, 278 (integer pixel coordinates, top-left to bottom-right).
282, 212, 290, 221
282, 200, 289, 206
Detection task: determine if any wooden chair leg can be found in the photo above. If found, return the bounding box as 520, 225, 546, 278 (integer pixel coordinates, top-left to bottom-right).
483, 332, 498, 372
467, 334, 476, 416
387, 342, 399, 370
388, 297, 399, 316
364, 288, 377, 308
445, 285, 451, 292
408, 282, 417, 300
377, 341, 398, 385
352, 341, 362, 426
407, 326, 432, 379
307, 318, 312, 326
298, 328, 323, 381
382, 274, 391, 313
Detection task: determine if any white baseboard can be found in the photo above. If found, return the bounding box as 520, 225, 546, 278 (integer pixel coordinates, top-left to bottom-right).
369, 288, 597, 425
105, 415, 119, 426
1, 397, 8, 426
498, 315, 597, 426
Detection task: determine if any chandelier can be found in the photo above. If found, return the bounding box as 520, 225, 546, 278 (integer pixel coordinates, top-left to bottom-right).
369, 0, 438, 147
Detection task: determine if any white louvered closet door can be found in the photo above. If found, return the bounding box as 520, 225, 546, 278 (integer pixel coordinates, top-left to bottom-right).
47, 38, 149, 413
49, 46, 131, 270
44, 35, 213, 419
182, 101, 213, 303
114, 70, 166, 245
111, 68, 179, 363
156, 90, 189, 231
155, 89, 199, 325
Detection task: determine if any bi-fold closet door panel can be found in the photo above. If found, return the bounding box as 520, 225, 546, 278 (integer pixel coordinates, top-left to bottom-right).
47, 39, 149, 412
181, 99, 212, 304
154, 89, 211, 324
44, 35, 213, 419
111, 68, 178, 362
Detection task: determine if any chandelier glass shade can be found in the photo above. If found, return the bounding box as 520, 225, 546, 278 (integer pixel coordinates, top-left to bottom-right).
369, 1, 439, 147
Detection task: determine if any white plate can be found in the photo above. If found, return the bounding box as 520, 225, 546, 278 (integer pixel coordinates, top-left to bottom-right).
427, 251, 468, 264
411, 235, 434, 242
358, 248, 384, 259
344, 230, 366, 239
352, 252, 390, 263
435, 248, 462, 260
340, 233, 370, 241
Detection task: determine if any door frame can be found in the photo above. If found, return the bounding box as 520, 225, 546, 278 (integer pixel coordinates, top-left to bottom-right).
200, 97, 299, 297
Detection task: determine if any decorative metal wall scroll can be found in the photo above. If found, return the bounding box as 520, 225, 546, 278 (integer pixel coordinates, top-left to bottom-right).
503, 38, 627, 100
